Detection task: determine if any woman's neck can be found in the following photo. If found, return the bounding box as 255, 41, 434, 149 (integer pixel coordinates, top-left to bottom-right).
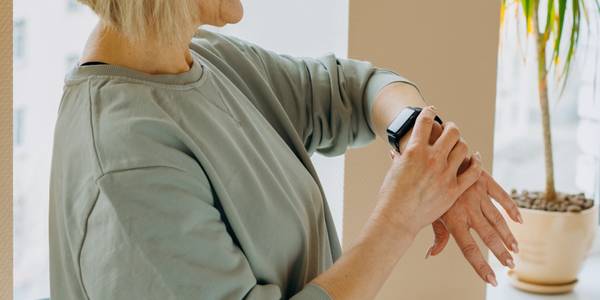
80, 22, 196, 75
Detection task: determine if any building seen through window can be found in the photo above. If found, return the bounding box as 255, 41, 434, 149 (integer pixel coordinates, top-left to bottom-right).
13, 19, 25, 65
13, 108, 25, 147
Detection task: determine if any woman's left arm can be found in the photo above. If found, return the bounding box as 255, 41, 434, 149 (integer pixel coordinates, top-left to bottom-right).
269, 54, 422, 156
193, 31, 421, 155
196, 32, 522, 283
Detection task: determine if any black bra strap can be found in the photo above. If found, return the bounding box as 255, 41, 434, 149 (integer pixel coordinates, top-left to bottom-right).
80, 61, 108, 66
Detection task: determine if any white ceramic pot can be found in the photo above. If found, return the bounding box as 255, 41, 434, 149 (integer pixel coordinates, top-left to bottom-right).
508, 203, 598, 293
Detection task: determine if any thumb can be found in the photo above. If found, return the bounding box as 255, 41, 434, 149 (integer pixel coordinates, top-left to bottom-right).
426, 219, 450, 258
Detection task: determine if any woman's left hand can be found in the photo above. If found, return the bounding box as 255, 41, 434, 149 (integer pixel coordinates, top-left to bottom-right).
427, 170, 522, 286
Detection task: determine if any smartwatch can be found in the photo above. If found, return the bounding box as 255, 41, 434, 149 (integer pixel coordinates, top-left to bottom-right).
386, 106, 443, 153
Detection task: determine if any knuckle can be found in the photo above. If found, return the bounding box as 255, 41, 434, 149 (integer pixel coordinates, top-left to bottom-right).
469, 162, 483, 177
458, 140, 469, 151
419, 117, 434, 127
462, 243, 479, 257
446, 123, 461, 137
477, 263, 490, 276
492, 213, 505, 227
433, 148, 446, 159
475, 177, 486, 188
482, 232, 498, 245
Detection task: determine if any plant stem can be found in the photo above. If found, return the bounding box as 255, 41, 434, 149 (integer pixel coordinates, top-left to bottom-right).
535, 23, 557, 201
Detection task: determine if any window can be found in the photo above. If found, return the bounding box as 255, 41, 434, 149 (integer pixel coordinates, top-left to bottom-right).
489, 3, 600, 299
493, 2, 597, 200
13, 1, 98, 298
13, 19, 25, 65
13, 108, 25, 146
66, 0, 80, 12
65, 54, 79, 70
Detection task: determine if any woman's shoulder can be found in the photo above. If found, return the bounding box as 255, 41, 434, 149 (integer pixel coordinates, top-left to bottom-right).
55, 79, 200, 179
190, 29, 250, 53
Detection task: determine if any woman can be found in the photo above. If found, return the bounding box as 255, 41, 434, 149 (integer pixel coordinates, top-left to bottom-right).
49, 0, 522, 299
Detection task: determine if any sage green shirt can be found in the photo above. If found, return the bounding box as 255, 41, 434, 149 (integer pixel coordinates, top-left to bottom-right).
49, 30, 411, 300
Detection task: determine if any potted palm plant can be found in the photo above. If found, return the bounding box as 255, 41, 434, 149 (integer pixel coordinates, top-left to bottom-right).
500, 0, 599, 294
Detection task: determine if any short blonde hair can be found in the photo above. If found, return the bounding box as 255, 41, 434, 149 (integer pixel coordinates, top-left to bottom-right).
78, 0, 198, 44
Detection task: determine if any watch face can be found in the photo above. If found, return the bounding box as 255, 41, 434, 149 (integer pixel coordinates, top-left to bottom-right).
387, 108, 417, 133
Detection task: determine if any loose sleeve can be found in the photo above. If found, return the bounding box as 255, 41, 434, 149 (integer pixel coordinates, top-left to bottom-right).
270, 54, 415, 156
193, 31, 418, 156
81, 166, 330, 300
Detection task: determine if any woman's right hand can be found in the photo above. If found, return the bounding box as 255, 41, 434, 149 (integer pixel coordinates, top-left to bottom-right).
374, 106, 482, 237
311, 106, 483, 300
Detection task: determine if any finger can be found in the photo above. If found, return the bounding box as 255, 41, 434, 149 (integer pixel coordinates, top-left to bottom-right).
389, 149, 396, 160
456, 152, 483, 194
481, 197, 519, 253
450, 225, 497, 286
408, 106, 436, 147
429, 122, 444, 145
447, 138, 469, 175
471, 213, 514, 269
428, 219, 449, 257
483, 171, 523, 224
433, 122, 461, 158
457, 155, 472, 175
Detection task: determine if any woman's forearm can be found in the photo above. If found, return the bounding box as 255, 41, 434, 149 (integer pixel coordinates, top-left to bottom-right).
311, 206, 417, 300
309, 84, 426, 299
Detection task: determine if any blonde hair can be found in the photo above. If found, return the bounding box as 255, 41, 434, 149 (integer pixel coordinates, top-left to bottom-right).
78, 0, 198, 45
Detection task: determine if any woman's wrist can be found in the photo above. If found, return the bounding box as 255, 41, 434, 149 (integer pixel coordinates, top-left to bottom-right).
372, 82, 427, 140
366, 201, 420, 246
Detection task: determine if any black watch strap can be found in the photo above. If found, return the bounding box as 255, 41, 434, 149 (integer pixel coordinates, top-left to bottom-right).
386, 107, 443, 152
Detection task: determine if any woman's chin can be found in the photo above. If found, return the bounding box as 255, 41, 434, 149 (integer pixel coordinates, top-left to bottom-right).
223, 4, 244, 25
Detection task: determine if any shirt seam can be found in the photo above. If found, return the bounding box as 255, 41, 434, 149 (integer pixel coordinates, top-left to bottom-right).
76, 188, 100, 300
93, 164, 193, 183
89, 165, 201, 300
65, 73, 208, 91
87, 79, 105, 175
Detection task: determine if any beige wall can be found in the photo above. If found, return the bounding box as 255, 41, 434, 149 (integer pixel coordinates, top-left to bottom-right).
344, 1, 500, 299
0, 0, 13, 299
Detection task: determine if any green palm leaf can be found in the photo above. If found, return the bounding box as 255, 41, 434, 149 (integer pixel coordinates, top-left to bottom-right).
501, 0, 598, 92
499, 0, 599, 200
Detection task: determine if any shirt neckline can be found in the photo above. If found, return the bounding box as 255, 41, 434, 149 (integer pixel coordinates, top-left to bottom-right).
65, 53, 205, 87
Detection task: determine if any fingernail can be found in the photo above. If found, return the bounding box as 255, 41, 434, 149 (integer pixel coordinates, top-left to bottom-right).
506, 258, 515, 269
475, 151, 481, 160
511, 243, 519, 253
486, 274, 498, 287
430, 105, 438, 111
425, 247, 433, 259
517, 215, 524, 224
